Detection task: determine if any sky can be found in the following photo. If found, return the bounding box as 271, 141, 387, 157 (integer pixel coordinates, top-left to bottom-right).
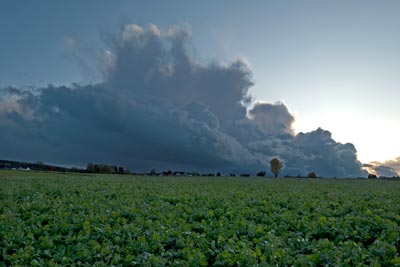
0, 1, 399, 177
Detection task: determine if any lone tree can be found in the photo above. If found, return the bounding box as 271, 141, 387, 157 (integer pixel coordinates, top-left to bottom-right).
270, 158, 282, 178
307, 172, 317, 178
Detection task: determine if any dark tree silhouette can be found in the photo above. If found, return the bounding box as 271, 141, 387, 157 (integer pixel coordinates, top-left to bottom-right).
257, 171, 266, 177
307, 172, 317, 178
270, 158, 282, 178
86, 163, 95, 173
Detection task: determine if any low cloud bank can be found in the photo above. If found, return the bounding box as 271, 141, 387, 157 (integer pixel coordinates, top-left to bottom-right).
364, 158, 400, 177
0, 24, 366, 177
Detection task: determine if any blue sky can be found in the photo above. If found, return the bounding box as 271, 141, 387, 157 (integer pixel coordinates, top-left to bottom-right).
1, 0, 400, 167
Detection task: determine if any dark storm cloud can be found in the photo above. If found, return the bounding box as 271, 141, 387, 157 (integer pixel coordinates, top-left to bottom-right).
293, 129, 364, 177
0, 24, 365, 176
103, 24, 252, 126
248, 102, 295, 136
230, 102, 364, 177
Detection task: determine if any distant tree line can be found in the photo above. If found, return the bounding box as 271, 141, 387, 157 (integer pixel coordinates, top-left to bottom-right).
2, 158, 398, 179
0, 160, 69, 172
86, 163, 127, 174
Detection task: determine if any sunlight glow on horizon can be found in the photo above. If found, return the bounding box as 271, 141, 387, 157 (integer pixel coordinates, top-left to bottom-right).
293, 109, 400, 164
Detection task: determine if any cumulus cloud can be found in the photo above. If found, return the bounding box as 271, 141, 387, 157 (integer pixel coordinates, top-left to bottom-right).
248, 102, 295, 136
0, 24, 366, 177
293, 129, 363, 177
384, 157, 400, 171
364, 158, 400, 177
230, 102, 364, 177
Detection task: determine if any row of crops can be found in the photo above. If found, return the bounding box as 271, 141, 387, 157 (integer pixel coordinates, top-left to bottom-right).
1, 171, 400, 266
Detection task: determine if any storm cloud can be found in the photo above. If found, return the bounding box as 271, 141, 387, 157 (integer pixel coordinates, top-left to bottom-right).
0, 24, 365, 177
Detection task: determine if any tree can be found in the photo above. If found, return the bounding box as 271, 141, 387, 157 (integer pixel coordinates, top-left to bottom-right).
270, 158, 282, 178
86, 163, 95, 173
257, 171, 266, 177
307, 172, 317, 178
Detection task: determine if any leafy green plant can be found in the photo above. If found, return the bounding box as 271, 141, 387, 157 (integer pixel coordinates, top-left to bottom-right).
1, 171, 400, 266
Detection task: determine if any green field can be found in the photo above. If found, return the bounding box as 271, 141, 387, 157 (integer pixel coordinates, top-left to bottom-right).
1, 171, 400, 266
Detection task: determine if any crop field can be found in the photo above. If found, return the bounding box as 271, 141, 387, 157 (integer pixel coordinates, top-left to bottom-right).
1, 171, 400, 266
